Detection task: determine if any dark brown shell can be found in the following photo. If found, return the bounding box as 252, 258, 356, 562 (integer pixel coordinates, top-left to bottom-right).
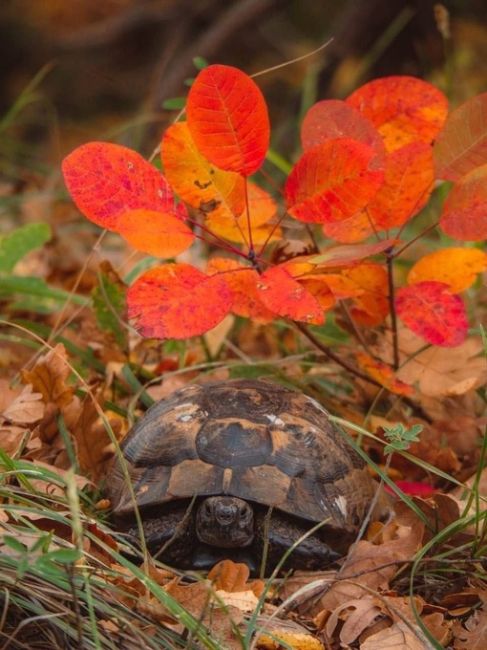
109, 379, 380, 533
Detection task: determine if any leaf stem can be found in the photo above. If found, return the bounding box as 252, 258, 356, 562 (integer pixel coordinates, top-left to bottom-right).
386, 247, 400, 369
294, 321, 383, 388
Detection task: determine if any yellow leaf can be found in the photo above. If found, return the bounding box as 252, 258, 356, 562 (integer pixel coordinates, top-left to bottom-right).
408, 247, 487, 293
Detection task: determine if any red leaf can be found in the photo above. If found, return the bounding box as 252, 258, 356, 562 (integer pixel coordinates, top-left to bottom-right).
256, 265, 324, 324
395, 282, 468, 347
434, 92, 487, 181
62, 142, 177, 230
301, 99, 385, 161
117, 209, 194, 258
186, 65, 270, 176
440, 164, 487, 241
385, 481, 436, 497
127, 264, 232, 339
284, 138, 384, 224
347, 76, 448, 152
206, 258, 275, 323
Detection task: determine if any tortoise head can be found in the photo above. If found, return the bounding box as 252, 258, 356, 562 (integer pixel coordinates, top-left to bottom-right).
196, 496, 254, 548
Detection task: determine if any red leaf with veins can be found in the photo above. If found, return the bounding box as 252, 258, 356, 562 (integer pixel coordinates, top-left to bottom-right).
127, 264, 232, 339
62, 142, 179, 231
395, 282, 468, 347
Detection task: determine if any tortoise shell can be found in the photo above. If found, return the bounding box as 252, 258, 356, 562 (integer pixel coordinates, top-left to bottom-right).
109, 379, 381, 535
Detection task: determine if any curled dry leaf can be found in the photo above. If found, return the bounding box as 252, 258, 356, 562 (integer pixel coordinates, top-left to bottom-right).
325, 597, 382, 646
360, 620, 426, 650
1, 383, 44, 424
208, 559, 264, 597
394, 329, 486, 397
21, 343, 73, 409
315, 509, 425, 614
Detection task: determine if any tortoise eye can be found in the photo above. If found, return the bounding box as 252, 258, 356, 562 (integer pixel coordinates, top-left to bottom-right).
203, 501, 213, 516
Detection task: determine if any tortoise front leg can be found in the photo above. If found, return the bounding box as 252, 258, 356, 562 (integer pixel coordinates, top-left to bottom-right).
254, 510, 342, 573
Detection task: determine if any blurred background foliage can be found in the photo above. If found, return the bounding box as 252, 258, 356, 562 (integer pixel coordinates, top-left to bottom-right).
1, 0, 486, 173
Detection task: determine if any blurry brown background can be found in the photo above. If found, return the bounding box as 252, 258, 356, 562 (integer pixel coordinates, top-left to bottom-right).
1, 0, 486, 181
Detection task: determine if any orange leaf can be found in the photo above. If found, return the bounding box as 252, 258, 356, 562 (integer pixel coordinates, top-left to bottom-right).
356, 353, 413, 396
285, 138, 384, 224
256, 265, 324, 324
62, 142, 178, 230
440, 164, 487, 241
127, 264, 232, 339
205, 182, 278, 245
298, 279, 336, 312
117, 209, 194, 257
186, 65, 270, 176
207, 258, 275, 323
322, 210, 375, 243
340, 263, 389, 326
310, 239, 397, 268
161, 122, 245, 220
395, 282, 468, 347
364, 142, 434, 230
434, 92, 487, 181
347, 76, 448, 152
408, 247, 487, 293
301, 99, 385, 160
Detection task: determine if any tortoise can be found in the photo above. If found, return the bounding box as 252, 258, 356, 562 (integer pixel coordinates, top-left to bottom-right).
108, 379, 387, 573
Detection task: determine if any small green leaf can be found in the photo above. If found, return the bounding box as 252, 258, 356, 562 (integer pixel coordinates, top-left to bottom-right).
2, 535, 28, 553
0, 223, 51, 274
193, 56, 208, 70
44, 548, 81, 564
162, 97, 186, 110
0, 276, 87, 305
383, 423, 423, 455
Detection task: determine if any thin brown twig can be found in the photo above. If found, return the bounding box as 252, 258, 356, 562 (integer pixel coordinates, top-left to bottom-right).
385, 247, 400, 369
294, 322, 383, 388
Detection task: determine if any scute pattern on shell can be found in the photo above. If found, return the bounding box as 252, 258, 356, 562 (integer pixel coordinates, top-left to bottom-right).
109, 379, 377, 532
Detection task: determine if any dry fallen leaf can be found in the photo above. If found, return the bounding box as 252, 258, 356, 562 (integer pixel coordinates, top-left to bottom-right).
255, 618, 324, 650
360, 620, 426, 649
2, 384, 45, 424
208, 559, 265, 597
21, 343, 74, 408
325, 596, 382, 645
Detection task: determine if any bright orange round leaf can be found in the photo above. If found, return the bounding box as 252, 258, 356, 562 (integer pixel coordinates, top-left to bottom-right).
256, 265, 324, 324
285, 138, 384, 224
117, 209, 194, 258
207, 258, 275, 323
434, 92, 487, 181
440, 164, 487, 241
322, 210, 375, 243
395, 281, 468, 347
127, 264, 232, 339
347, 76, 448, 152
62, 142, 176, 230
161, 122, 245, 220
186, 65, 270, 176
407, 247, 487, 293
340, 263, 389, 326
